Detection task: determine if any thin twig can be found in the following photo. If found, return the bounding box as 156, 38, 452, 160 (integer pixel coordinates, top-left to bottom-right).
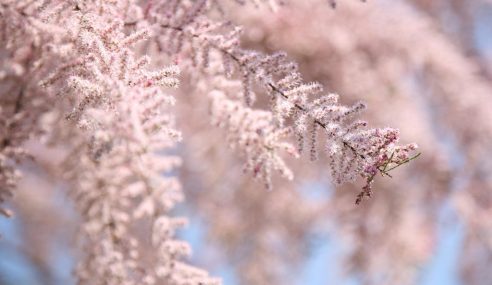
383, 152, 421, 173
1, 88, 24, 149
156, 24, 367, 159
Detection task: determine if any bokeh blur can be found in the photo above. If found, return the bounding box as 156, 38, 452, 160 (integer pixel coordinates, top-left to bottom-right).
1, 0, 492, 284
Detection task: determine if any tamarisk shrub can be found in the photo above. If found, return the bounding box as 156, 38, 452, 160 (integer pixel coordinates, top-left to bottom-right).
0, 0, 417, 284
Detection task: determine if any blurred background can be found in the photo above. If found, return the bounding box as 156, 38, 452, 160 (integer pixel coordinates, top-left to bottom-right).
1, 0, 492, 284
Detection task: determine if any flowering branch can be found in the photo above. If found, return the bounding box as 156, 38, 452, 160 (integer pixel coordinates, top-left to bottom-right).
139, 2, 419, 202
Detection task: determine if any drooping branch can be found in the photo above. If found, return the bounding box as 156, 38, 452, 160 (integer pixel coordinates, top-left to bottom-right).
150, 21, 419, 203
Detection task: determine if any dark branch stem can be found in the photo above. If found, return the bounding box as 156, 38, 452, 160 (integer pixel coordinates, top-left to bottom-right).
14, 88, 24, 114
156, 24, 367, 159
1, 88, 24, 149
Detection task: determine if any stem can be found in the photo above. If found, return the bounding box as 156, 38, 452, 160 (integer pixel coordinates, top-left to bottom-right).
155, 23, 367, 159
1, 88, 24, 149
383, 152, 421, 173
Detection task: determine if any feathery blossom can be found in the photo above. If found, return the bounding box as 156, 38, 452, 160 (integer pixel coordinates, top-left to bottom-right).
0, 0, 421, 284
37, 3, 219, 285
0, 0, 65, 218
210, 90, 298, 190
146, 0, 418, 201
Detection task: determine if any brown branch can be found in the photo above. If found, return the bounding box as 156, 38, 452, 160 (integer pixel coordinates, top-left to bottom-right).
1, 88, 24, 149
156, 24, 367, 160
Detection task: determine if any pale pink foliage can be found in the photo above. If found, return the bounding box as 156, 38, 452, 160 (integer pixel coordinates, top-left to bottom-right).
147, 0, 418, 198
210, 89, 298, 189
212, 0, 492, 283
42, 7, 218, 285
0, 0, 422, 284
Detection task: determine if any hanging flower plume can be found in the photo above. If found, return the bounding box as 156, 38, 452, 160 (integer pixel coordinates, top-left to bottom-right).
0, 0, 419, 284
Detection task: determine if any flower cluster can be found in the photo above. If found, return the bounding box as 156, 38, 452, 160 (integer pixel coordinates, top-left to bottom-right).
0, 0, 420, 284
145, 1, 418, 201
210, 90, 298, 190
0, 1, 62, 218
36, 3, 218, 285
